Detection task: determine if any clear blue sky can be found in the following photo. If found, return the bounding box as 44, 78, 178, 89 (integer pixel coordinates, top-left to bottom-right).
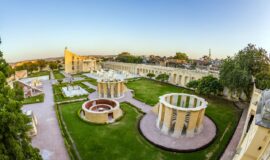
1, 0, 270, 62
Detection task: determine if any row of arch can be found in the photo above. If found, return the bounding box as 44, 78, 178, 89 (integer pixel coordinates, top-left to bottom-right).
102, 62, 210, 87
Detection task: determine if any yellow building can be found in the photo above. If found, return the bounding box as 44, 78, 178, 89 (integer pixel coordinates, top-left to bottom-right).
233, 88, 270, 160
64, 48, 97, 74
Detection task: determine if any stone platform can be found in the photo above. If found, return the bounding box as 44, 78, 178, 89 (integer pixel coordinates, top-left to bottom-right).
139, 112, 217, 152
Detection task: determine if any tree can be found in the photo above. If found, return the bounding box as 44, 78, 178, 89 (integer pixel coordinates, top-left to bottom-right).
156, 73, 169, 82
49, 61, 58, 70
57, 79, 63, 84
174, 52, 188, 61
146, 73, 155, 79
187, 76, 223, 96
186, 80, 199, 89
116, 52, 143, 63
197, 75, 223, 96
0, 40, 42, 159
219, 44, 270, 99
255, 72, 270, 90
36, 60, 47, 71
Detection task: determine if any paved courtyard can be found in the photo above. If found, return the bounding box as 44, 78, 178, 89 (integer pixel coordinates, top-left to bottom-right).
22, 80, 69, 160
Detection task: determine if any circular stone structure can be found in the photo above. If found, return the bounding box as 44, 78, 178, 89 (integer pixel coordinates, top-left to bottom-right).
156, 93, 208, 137
97, 79, 125, 99
139, 93, 216, 152
81, 99, 123, 124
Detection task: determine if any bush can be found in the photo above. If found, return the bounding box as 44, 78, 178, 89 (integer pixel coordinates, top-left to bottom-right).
155, 73, 169, 82
255, 72, 270, 90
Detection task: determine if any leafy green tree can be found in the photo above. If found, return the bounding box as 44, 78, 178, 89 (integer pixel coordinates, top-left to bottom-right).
36, 60, 47, 71
255, 72, 270, 90
156, 73, 169, 82
174, 52, 188, 61
187, 76, 223, 96
186, 80, 200, 89
57, 79, 63, 84
49, 61, 58, 70
197, 75, 223, 96
116, 52, 143, 63
0, 40, 42, 159
219, 44, 269, 99
146, 73, 155, 79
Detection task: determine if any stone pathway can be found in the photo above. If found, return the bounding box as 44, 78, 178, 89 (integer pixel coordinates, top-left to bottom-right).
88, 88, 152, 113
22, 80, 69, 160
220, 107, 248, 160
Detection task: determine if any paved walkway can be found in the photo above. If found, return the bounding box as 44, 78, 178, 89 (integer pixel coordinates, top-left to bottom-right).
22, 80, 69, 160
220, 107, 248, 160
88, 88, 152, 113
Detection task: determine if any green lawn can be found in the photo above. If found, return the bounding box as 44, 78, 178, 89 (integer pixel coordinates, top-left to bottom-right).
23, 94, 44, 104
53, 81, 95, 102
58, 78, 242, 160
126, 78, 242, 159
53, 71, 65, 79
28, 71, 50, 78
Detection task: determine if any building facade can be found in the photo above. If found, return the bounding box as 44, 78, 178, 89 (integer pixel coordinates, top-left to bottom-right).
233, 87, 270, 160
102, 62, 218, 87
64, 48, 97, 74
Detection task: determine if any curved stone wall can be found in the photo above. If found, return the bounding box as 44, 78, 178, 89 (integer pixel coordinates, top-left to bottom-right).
97, 79, 125, 99
81, 99, 122, 124
156, 93, 208, 137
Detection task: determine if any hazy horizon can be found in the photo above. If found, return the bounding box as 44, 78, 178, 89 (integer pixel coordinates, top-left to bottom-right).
1, 0, 270, 63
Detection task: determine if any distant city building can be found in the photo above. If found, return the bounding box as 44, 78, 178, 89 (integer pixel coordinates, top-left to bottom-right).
64, 48, 97, 74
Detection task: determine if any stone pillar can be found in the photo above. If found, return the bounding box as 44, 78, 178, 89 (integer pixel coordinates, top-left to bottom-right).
186, 111, 200, 137
117, 82, 121, 97
103, 83, 107, 98
180, 95, 187, 107
161, 106, 173, 135
98, 83, 102, 97
156, 103, 163, 128
110, 83, 114, 98
196, 109, 205, 132
189, 97, 195, 108
169, 95, 174, 104
172, 110, 186, 138
172, 95, 178, 106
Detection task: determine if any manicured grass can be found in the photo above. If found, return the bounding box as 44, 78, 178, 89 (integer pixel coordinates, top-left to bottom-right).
59, 102, 205, 160
53, 71, 65, 79
28, 71, 50, 78
59, 79, 241, 160
126, 78, 242, 159
53, 81, 95, 102
23, 94, 44, 104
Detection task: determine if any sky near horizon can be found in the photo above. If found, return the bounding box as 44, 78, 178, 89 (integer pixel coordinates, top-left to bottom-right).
1, 0, 270, 62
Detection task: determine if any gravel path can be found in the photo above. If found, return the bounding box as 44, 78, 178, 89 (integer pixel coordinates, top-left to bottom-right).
22, 80, 69, 160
